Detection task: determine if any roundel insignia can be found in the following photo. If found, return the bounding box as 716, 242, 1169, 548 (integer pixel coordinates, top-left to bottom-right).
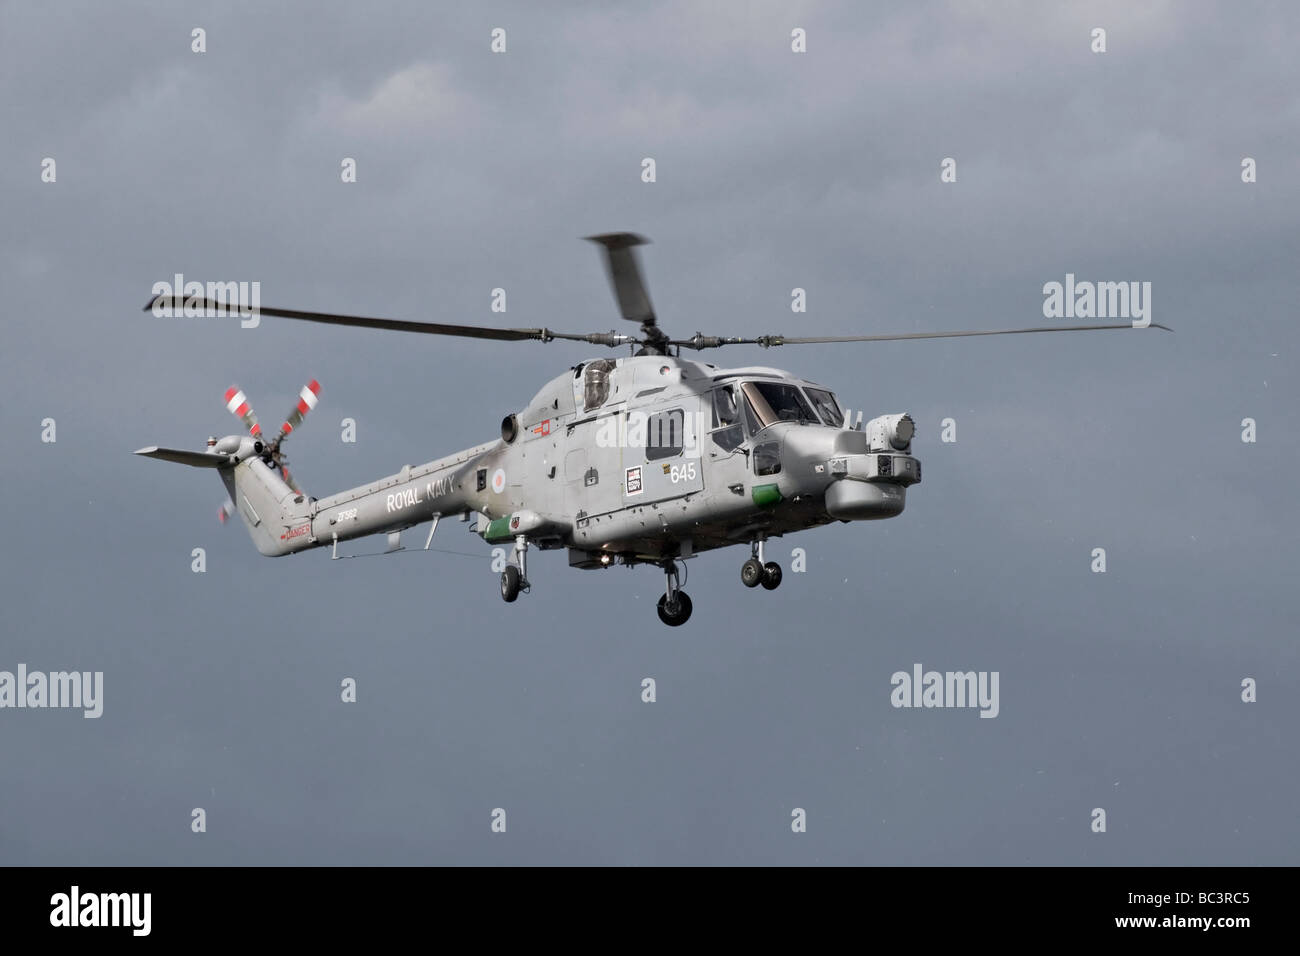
491, 468, 506, 494
510, 515, 520, 530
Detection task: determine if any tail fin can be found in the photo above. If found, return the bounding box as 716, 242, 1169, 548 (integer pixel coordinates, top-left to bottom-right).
135, 443, 313, 556
218, 456, 313, 556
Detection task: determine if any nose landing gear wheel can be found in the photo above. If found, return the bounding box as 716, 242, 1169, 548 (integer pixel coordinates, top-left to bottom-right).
657, 591, 693, 626
500, 565, 521, 602
761, 561, 783, 590
741, 557, 764, 588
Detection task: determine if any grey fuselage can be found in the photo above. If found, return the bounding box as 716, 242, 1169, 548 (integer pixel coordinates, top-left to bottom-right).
221, 355, 921, 565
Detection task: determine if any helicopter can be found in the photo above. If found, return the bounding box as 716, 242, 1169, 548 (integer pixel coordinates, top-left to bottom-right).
136, 233, 1167, 626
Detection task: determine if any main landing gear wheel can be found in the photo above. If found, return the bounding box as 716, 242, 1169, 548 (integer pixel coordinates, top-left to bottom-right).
657, 591, 693, 626
500, 565, 521, 602
761, 561, 783, 590
500, 533, 530, 603
657, 559, 691, 626
741, 557, 764, 588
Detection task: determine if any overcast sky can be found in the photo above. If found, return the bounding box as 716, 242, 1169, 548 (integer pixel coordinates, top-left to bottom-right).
1, 0, 1296, 864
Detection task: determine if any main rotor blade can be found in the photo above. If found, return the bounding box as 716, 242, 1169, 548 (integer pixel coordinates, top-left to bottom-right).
670, 322, 1171, 350
585, 233, 656, 326
142, 295, 636, 348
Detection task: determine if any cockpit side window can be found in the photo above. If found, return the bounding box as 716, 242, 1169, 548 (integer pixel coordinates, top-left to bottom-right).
710, 385, 744, 452
805, 387, 843, 427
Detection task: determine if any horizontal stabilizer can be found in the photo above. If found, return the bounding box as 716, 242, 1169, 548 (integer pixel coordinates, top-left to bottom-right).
134, 446, 233, 468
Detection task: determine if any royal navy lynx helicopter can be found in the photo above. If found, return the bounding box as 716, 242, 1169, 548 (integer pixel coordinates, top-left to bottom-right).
137, 233, 1165, 626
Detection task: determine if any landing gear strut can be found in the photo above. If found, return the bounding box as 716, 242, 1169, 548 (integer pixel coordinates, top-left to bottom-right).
656, 560, 693, 626
741, 538, 782, 590
500, 534, 530, 603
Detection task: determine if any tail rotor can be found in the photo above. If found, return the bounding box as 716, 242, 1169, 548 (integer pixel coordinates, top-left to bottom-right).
223, 379, 321, 497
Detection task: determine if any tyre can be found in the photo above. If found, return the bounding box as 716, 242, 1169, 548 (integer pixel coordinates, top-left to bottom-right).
500, 565, 521, 602
656, 591, 693, 626
761, 562, 783, 590
741, 557, 764, 588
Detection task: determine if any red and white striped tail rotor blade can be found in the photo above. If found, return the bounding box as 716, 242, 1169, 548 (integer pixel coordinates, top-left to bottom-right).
279, 379, 321, 438
218, 501, 233, 524
223, 386, 262, 437
280, 464, 303, 495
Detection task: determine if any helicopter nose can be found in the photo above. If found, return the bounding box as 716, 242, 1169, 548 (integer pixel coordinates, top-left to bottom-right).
825, 475, 906, 520
779, 421, 851, 462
